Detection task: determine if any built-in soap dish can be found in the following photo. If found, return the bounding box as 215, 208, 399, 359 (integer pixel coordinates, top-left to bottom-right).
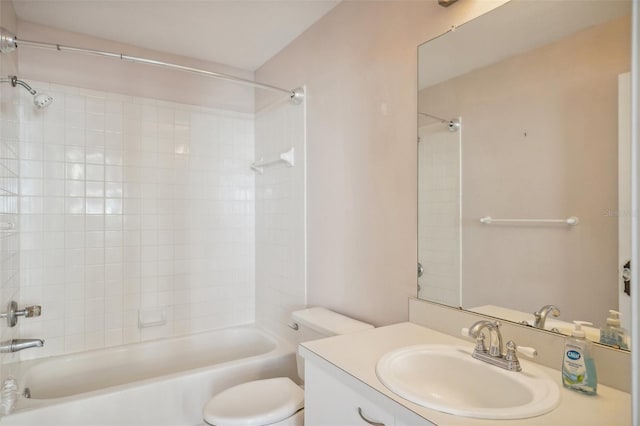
138, 307, 167, 328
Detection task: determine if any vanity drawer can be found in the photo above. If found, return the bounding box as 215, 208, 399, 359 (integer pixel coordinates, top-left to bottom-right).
304, 362, 395, 426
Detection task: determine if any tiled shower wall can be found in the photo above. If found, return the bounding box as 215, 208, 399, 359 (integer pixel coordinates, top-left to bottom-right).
255, 98, 306, 340
417, 122, 460, 307
0, 37, 21, 383
17, 81, 255, 360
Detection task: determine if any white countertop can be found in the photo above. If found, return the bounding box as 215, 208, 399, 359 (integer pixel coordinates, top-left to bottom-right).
300, 322, 631, 425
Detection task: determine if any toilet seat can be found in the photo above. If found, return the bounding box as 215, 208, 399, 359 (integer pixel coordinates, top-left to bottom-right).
203, 377, 304, 426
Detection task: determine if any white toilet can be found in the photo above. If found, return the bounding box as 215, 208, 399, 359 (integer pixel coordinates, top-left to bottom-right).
202, 307, 373, 426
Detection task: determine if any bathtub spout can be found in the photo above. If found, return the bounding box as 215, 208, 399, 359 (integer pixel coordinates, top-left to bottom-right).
0, 339, 44, 353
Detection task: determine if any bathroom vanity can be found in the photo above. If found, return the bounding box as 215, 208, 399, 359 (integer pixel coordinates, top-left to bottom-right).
300, 322, 631, 425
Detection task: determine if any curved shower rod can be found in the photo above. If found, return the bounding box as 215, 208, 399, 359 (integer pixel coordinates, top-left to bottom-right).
418, 112, 461, 132
418, 112, 450, 123
0, 27, 304, 104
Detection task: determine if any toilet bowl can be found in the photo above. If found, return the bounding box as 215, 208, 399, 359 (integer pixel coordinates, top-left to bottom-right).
203, 377, 304, 426
202, 307, 373, 426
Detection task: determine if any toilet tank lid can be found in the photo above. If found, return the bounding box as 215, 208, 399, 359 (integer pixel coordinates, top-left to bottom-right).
291, 307, 374, 336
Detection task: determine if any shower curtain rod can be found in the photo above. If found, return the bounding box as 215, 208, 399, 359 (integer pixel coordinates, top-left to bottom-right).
0, 28, 303, 103
418, 112, 449, 123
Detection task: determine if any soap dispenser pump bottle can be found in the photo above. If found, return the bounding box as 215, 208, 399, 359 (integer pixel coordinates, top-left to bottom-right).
562, 321, 597, 395
599, 310, 628, 349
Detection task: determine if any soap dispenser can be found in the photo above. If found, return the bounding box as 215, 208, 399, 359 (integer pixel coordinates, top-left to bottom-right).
599, 310, 628, 350
562, 321, 597, 395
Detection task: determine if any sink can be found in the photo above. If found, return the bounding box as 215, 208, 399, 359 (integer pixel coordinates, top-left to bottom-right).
375, 344, 560, 420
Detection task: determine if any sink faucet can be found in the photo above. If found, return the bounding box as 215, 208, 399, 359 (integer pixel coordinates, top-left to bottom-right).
0, 339, 44, 353
468, 320, 503, 357
464, 320, 537, 372
533, 305, 560, 329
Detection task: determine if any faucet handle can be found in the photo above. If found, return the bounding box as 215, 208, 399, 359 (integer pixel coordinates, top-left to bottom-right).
505, 341, 538, 361
17, 305, 41, 318
504, 341, 538, 372
461, 327, 487, 353
0, 301, 42, 327
517, 346, 538, 358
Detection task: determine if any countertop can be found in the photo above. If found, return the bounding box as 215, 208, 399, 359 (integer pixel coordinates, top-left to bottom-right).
300, 322, 631, 425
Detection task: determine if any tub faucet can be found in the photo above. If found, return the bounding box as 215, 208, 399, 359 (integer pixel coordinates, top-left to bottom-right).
533, 304, 560, 329
0, 339, 44, 353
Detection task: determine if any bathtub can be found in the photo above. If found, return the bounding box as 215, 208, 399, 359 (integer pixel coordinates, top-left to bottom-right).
3, 325, 297, 426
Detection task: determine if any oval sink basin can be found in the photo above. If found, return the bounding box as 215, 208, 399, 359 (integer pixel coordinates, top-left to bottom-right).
376, 344, 559, 420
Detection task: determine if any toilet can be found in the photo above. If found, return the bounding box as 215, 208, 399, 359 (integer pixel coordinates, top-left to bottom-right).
202, 307, 373, 426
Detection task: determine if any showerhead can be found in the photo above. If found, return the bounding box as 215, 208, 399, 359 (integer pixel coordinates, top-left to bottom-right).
1, 75, 53, 109
33, 92, 53, 109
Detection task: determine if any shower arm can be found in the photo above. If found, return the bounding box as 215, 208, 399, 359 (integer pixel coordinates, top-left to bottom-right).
9, 76, 36, 95
0, 75, 54, 109
0, 76, 37, 95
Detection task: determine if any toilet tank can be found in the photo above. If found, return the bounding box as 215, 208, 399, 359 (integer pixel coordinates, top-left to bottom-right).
290, 307, 373, 380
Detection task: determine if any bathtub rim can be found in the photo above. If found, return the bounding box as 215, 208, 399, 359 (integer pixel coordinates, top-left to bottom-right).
13, 323, 296, 410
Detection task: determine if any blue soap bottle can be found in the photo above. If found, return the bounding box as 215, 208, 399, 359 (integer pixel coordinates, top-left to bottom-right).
599, 310, 628, 350
562, 321, 597, 395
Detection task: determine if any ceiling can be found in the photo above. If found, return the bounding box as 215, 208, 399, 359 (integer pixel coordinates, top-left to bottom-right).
12, 0, 340, 71
418, 0, 631, 89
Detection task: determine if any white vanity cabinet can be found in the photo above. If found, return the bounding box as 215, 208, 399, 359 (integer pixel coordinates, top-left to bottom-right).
301, 322, 631, 426
304, 358, 433, 426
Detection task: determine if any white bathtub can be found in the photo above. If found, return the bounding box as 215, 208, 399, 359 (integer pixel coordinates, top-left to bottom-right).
3, 325, 297, 426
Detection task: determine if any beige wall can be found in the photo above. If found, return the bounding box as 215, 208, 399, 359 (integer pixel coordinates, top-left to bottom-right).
419, 17, 631, 324
256, 1, 505, 326
12, 0, 507, 329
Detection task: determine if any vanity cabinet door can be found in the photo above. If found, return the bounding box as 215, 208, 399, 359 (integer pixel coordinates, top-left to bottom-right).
305, 362, 395, 426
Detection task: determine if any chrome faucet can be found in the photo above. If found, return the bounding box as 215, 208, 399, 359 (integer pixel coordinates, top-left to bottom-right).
0, 301, 42, 327
533, 304, 560, 329
0, 339, 44, 353
468, 320, 503, 357
464, 320, 537, 372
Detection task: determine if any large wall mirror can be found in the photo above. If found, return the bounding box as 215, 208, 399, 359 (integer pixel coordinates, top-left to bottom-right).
417, 0, 632, 350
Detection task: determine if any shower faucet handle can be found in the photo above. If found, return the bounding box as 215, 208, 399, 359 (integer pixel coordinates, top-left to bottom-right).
0, 301, 42, 327
18, 305, 42, 318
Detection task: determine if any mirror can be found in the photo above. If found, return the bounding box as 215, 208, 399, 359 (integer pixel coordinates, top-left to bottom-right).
417, 0, 632, 350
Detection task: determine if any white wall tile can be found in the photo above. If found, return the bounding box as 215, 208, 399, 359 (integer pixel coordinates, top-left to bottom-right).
254, 98, 306, 339
17, 82, 257, 358
417, 124, 460, 306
